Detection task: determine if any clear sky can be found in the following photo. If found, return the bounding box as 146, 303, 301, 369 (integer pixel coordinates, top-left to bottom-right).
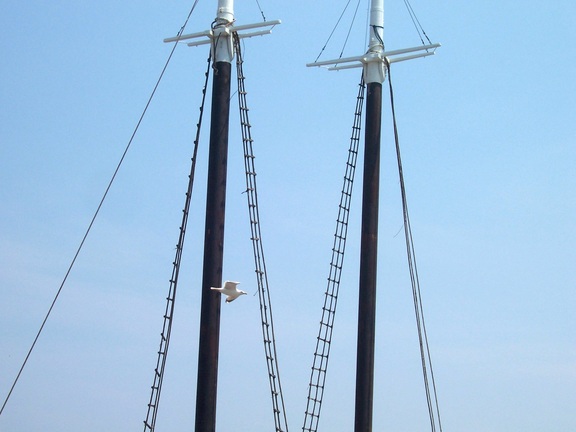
1, 1, 575, 431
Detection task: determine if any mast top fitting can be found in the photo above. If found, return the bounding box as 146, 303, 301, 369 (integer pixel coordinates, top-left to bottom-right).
164, 19, 280, 64
163, 19, 281, 47
307, 43, 440, 83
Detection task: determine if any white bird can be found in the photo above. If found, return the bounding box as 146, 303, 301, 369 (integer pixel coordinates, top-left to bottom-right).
210, 281, 247, 303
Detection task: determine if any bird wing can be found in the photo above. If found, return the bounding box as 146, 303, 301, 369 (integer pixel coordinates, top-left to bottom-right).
223, 281, 239, 290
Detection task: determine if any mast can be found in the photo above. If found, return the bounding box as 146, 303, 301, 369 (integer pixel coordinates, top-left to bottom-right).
355, 2, 384, 431
307, 1, 439, 431
195, 2, 234, 431
163, 3, 279, 431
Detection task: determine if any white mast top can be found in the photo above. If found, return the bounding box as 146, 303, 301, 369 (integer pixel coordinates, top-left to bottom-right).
212, 0, 235, 63
365, 0, 385, 83
307, 0, 439, 83
368, 0, 384, 53
163, 0, 280, 64
215, 0, 234, 26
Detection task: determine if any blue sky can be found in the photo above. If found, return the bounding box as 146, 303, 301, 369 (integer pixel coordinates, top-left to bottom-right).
1, 1, 575, 431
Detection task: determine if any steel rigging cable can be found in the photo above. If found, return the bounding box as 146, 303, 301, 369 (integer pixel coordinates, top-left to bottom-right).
402, 0, 433, 45
0, 0, 202, 417
313, 0, 362, 63
386, 61, 443, 432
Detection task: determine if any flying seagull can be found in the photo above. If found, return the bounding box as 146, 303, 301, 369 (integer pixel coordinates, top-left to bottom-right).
211, 281, 247, 303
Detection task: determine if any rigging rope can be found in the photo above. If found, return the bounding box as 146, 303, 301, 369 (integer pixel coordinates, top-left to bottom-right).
142, 51, 212, 432
234, 33, 289, 432
386, 62, 442, 432
302, 75, 366, 432
402, 0, 433, 45
313, 0, 356, 62
339, 0, 363, 59
0, 1, 201, 418
254, 0, 267, 21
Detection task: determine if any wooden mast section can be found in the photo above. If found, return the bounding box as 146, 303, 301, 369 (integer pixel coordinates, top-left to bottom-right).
307, 1, 439, 431
356, 4, 385, 431
194, 3, 233, 430
163, 3, 279, 432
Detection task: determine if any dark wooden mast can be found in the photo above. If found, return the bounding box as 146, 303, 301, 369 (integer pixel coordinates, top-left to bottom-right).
162, 2, 280, 431
195, 57, 232, 432
353, 3, 387, 430
306, 4, 388, 428
355, 79, 382, 432
308, 1, 438, 429
192, 4, 235, 432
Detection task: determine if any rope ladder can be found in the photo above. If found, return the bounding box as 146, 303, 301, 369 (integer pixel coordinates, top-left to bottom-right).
142, 53, 212, 432
234, 33, 290, 432
302, 76, 366, 432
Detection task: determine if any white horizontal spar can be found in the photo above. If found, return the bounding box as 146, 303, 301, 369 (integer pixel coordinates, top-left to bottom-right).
306, 0, 440, 83
306, 43, 441, 69
164, 19, 281, 44
185, 29, 278, 47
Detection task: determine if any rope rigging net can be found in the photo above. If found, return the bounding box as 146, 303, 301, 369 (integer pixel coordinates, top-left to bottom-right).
234, 33, 290, 432
302, 75, 366, 432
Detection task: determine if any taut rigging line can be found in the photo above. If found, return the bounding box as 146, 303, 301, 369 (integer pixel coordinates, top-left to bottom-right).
142, 50, 212, 432
0, 1, 202, 417
387, 61, 443, 432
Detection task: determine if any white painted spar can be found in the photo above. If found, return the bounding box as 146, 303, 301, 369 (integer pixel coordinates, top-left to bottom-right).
306, 0, 439, 83
163, 0, 280, 64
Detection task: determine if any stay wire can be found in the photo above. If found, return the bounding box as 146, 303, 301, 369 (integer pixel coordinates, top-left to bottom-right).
386, 62, 443, 432
339, 0, 362, 58
254, 0, 266, 21
0, 1, 201, 417
388, 69, 435, 429
314, 0, 354, 62
403, 0, 432, 45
